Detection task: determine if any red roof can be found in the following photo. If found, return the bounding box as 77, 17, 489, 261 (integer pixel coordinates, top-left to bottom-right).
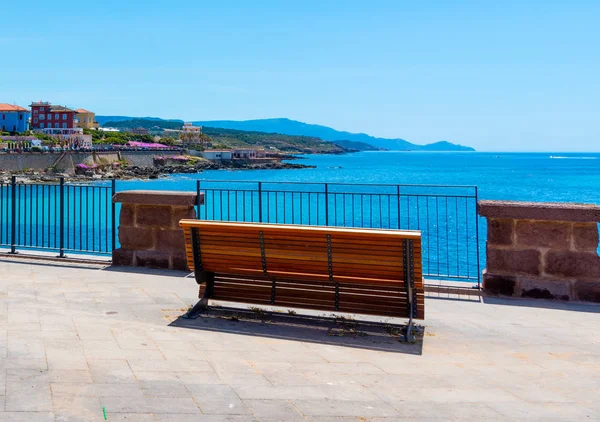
0, 104, 28, 112
76, 108, 93, 113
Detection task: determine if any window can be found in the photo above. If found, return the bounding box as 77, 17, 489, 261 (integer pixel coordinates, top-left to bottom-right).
62, 114, 67, 120
19, 114, 23, 120
1, 114, 4, 120
34, 110, 38, 116
40, 107, 45, 112
48, 114, 52, 120
40, 123, 45, 128
34, 118, 38, 123
40, 114, 45, 120
55, 123, 59, 128
55, 114, 59, 120
62, 123, 67, 129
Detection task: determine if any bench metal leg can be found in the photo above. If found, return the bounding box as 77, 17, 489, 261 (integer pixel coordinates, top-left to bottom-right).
405, 316, 415, 343
183, 271, 215, 319
183, 298, 208, 319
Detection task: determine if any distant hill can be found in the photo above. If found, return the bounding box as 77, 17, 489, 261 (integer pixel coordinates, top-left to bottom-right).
97, 118, 345, 154
97, 116, 475, 151
103, 118, 184, 130
332, 140, 385, 152
192, 118, 474, 151
202, 126, 344, 154
97, 116, 182, 126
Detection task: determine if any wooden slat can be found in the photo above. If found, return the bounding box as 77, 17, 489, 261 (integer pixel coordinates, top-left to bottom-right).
184, 221, 425, 319
181, 220, 422, 240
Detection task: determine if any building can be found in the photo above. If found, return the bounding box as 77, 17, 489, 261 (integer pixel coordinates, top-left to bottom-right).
182, 123, 202, 134
30, 102, 76, 130
41, 128, 93, 149
179, 123, 206, 145
231, 148, 266, 159
74, 109, 98, 129
202, 150, 233, 161
0, 104, 30, 133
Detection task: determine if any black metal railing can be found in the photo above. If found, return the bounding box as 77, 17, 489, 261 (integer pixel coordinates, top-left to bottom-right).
0, 176, 116, 256
197, 180, 481, 285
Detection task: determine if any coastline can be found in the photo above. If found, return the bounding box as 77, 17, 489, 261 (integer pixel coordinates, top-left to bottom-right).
0, 158, 315, 183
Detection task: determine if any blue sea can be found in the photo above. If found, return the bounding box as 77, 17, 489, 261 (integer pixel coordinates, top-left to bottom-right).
117, 152, 600, 204
2, 152, 598, 284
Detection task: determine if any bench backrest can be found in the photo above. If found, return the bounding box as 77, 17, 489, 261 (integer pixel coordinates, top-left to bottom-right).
180, 220, 423, 288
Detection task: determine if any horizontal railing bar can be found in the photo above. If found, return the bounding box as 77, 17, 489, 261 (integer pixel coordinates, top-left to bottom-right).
199, 189, 476, 199
198, 179, 478, 189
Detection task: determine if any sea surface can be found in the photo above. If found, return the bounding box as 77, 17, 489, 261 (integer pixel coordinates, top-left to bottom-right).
117, 152, 600, 204
3, 152, 599, 283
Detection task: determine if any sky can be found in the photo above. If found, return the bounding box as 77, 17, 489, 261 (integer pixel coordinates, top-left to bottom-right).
1, 1, 599, 152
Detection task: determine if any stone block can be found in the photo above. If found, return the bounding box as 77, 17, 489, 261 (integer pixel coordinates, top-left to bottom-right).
545, 251, 600, 279
120, 204, 136, 227
478, 200, 600, 222
573, 280, 600, 302
136, 205, 172, 228
112, 248, 135, 266
118, 226, 155, 249
482, 272, 516, 296
572, 223, 599, 252
515, 220, 570, 249
487, 247, 541, 276
156, 229, 185, 253
113, 190, 198, 206
135, 250, 170, 269
487, 218, 513, 246
172, 206, 196, 229
171, 252, 190, 271
518, 278, 571, 301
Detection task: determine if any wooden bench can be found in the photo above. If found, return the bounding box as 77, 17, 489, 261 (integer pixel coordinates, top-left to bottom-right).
180, 220, 424, 341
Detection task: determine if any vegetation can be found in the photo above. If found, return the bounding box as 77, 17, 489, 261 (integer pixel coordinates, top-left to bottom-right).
97, 118, 346, 153
202, 126, 344, 154
86, 129, 156, 145
103, 118, 184, 131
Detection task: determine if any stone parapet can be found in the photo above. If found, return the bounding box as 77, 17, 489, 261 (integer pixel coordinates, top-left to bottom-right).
112, 190, 202, 271
479, 200, 600, 302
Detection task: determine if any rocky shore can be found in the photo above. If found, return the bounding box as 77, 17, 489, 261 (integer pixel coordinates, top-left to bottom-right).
0, 159, 315, 183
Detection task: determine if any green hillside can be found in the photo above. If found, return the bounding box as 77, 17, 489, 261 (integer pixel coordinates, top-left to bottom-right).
103, 119, 184, 131
202, 126, 344, 153
101, 119, 346, 153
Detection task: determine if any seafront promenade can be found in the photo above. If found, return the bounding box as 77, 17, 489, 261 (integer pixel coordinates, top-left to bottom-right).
1, 257, 598, 421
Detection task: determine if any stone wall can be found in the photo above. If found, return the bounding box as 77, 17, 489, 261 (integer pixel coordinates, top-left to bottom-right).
0, 151, 181, 173
120, 151, 180, 167
112, 191, 201, 271
479, 200, 600, 302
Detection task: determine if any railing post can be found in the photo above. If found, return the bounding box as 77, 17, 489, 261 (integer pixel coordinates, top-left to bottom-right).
196, 180, 202, 216
58, 177, 65, 257
111, 179, 116, 251
324, 183, 329, 226
397, 185, 401, 229
10, 176, 16, 254
475, 186, 481, 290
258, 182, 263, 222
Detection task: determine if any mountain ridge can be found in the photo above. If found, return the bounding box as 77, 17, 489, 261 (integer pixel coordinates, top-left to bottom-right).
191, 118, 474, 151
96, 116, 474, 151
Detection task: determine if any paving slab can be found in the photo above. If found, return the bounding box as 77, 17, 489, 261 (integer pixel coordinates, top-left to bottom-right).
1, 258, 599, 421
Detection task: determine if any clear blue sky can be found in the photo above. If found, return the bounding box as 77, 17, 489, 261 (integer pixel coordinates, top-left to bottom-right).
2, 1, 599, 151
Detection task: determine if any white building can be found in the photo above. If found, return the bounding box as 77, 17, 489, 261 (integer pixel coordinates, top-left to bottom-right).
231, 148, 266, 159
40, 128, 92, 149
202, 150, 232, 161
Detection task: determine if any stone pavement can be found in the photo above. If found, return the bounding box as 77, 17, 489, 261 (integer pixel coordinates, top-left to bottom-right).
0, 257, 599, 421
